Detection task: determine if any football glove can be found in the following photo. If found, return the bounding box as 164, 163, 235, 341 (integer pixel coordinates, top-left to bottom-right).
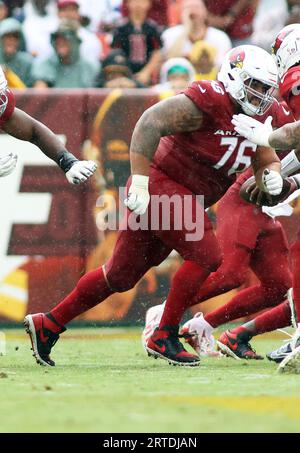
0, 152, 17, 177
262, 169, 283, 195
124, 174, 150, 215
65, 160, 97, 185
232, 114, 273, 147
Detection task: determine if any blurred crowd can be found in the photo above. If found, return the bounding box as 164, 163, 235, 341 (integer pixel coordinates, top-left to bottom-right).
0, 0, 298, 91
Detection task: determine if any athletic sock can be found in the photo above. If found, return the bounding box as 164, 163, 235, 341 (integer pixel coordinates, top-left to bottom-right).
205, 285, 285, 328
49, 267, 113, 326
159, 261, 210, 328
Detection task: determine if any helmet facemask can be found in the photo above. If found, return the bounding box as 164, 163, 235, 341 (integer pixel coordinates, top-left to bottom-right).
236, 73, 277, 116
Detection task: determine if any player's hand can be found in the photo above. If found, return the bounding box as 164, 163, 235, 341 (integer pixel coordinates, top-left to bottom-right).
262, 169, 283, 195
245, 181, 274, 206
0, 152, 18, 177
124, 174, 150, 215
65, 160, 97, 185
232, 114, 273, 147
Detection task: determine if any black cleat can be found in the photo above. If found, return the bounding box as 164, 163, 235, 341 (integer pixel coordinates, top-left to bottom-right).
24, 313, 65, 367
146, 326, 200, 367
217, 329, 263, 360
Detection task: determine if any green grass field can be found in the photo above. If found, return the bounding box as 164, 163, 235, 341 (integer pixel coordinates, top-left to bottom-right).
0, 327, 300, 433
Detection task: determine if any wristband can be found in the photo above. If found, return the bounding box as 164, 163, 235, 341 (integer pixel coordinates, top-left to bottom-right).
132, 174, 149, 188
281, 150, 300, 177
57, 150, 78, 173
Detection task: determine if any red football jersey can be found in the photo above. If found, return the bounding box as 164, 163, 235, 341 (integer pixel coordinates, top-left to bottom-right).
0, 88, 15, 126
153, 80, 293, 208
279, 67, 300, 120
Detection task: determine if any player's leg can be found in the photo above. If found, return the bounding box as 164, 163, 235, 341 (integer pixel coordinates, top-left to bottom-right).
178, 197, 261, 354
142, 173, 222, 364
217, 223, 292, 359
24, 225, 173, 366
218, 302, 291, 361
276, 232, 300, 373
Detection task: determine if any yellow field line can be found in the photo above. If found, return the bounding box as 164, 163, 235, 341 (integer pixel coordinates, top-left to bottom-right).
162, 396, 300, 419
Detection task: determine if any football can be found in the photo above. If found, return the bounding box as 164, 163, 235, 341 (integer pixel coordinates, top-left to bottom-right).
240, 175, 299, 207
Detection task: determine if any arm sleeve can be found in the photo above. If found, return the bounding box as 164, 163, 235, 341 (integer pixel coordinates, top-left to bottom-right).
0, 88, 15, 126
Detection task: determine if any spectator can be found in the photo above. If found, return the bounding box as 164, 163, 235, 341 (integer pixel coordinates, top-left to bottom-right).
0, 1, 9, 22
154, 57, 195, 96
95, 48, 144, 88
77, 0, 122, 33
252, 0, 300, 52
189, 40, 218, 80
22, 0, 58, 58
57, 0, 102, 67
0, 17, 33, 86
204, 0, 259, 47
111, 0, 162, 86
162, 0, 231, 67
121, 0, 169, 28
32, 20, 98, 88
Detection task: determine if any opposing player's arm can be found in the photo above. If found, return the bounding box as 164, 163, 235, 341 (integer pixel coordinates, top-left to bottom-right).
268, 120, 300, 150
1, 107, 97, 184
130, 94, 203, 175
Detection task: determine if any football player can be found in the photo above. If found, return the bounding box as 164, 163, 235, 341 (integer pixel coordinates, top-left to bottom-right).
0, 66, 96, 184
142, 163, 294, 360
24, 45, 284, 368
232, 26, 300, 372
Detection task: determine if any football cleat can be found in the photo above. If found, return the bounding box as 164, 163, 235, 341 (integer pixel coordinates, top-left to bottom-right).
141, 302, 165, 350
267, 340, 292, 363
146, 326, 200, 366
217, 329, 264, 360
278, 328, 300, 373
24, 313, 65, 367
179, 312, 220, 357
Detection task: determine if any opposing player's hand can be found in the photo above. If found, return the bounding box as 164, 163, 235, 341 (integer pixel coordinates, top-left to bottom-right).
0, 152, 17, 177
262, 169, 283, 195
65, 160, 97, 185
232, 114, 273, 147
124, 174, 150, 215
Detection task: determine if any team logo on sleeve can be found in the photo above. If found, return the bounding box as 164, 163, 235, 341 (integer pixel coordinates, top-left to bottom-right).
229, 48, 245, 69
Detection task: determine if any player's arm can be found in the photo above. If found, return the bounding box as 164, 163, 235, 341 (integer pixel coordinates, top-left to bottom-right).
126, 94, 203, 214
1, 108, 97, 184
232, 113, 300, 176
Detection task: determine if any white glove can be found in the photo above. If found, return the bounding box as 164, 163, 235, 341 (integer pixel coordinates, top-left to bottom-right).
232, 114, 273, 147
0, 152, 17, 177
262, 169, 283, 195
65, 160, 97, 185
124, 174, 150, 215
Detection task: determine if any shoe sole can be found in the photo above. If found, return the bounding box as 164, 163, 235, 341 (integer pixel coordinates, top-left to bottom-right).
145, 346, 200, 367
24, 315, 53, 367
216, 341, 241, 361
278, 345, 300, 374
